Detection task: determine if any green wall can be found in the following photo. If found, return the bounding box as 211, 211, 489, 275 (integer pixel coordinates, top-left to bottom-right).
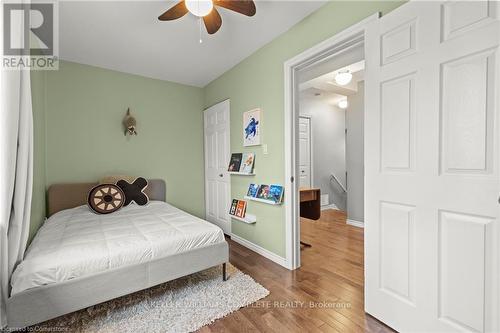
204, 1, 404, 257
30, 1, 405, 255
30, 61, 205, 240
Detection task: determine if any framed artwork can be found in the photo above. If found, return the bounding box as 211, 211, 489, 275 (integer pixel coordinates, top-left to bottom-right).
243, 108, 261, 146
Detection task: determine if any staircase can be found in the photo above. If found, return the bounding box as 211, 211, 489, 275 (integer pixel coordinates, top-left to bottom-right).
329, 173, 347, 211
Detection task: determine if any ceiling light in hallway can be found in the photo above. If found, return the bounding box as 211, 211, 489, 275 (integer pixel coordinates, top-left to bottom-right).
335, 70, 352, 86
338, 99, 348, 109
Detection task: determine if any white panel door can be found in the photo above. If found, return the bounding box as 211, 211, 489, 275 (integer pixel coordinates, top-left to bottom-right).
299, 117, 312, 188
204, 100, 231, 234
365, 1, 499, 332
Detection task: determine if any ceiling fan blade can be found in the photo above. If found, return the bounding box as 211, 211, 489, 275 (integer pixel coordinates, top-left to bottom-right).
203, 8, 222, 34
214, 0, 256, 17
158, 1, 188, 21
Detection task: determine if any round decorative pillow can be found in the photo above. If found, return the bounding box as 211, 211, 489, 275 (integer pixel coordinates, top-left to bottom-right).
87, 184, 125, 214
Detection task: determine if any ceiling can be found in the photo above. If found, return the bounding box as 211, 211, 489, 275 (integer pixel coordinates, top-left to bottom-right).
59, 1, 326, 87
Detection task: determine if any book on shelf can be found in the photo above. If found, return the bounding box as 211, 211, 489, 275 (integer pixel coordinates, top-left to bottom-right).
229, 199, 238, 216
268, 184, 284, 204
239, 153, 255, 174
228, 153, 243, 172
256, 185, 270, 200
246, 183, 284, 204
230, 199, 248, 218
247, 183, 259, 197
235, 200, 247, 218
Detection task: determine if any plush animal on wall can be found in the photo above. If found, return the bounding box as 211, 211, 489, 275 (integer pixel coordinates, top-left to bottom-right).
123, 108, 137, 136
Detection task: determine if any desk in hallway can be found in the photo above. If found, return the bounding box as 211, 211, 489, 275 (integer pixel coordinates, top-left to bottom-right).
299, 187, 321, 220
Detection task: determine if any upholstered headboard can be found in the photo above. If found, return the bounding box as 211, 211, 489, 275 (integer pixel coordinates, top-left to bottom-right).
47, 179, 166, 216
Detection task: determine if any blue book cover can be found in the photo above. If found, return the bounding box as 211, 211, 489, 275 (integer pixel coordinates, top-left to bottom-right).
268, 185, 284, 203
247, 183, 259, 197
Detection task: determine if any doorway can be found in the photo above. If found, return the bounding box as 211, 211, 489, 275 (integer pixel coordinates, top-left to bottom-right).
285, 2, 500, 332
296, 21, 366, 287
283, 14, 373, 270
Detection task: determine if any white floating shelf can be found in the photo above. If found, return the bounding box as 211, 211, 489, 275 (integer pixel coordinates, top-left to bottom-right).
231, 213, 257, 224
244, 196, 282, 205
228, 172, 255, 176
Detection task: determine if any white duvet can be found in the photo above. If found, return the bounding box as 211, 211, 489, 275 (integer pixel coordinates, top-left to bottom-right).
11, 201, 225, 295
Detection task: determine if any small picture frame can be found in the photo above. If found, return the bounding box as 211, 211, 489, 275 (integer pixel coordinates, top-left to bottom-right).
243, 108, 261, 146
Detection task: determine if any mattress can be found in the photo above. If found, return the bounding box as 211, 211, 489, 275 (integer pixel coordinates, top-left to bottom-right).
11, 201, 225, 295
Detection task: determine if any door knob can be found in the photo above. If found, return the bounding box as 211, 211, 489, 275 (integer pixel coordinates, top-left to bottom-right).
219, 174, 223, 177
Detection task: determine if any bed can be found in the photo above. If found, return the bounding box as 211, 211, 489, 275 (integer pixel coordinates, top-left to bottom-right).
6, 179, 229, 328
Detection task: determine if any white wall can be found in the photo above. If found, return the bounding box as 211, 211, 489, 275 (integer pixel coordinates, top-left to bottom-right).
346, 81, 364, 223
299, 95, 346, 210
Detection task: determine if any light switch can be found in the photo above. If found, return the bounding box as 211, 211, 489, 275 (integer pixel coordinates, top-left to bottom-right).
263, 144, 268, 155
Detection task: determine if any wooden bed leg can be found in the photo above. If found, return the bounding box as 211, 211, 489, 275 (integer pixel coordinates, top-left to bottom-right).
222, 262, 228, 281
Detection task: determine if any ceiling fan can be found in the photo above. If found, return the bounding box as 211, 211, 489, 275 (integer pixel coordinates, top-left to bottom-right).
158, 0, 256, 35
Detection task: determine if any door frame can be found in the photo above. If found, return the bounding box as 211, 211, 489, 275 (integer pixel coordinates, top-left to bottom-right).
283, 13, 379, 270
203, 99, 231, 235
298, 115, 313, 188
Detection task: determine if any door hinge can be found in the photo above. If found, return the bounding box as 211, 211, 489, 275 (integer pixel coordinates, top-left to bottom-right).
290, 176, 295, 183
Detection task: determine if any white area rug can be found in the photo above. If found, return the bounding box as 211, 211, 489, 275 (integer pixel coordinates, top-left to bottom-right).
33, 264, 269, 333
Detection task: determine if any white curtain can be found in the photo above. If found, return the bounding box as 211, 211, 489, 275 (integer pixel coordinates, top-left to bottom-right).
0, 5, 34, 327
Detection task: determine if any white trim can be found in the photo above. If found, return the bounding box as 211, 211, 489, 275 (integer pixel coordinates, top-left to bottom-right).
321, 204, 339, 211
347, 219, 364, 228
230, 234, 287, 267
284, 13, 380, 270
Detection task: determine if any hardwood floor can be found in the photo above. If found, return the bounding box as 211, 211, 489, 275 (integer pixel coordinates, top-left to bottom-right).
201, 209, 395, 333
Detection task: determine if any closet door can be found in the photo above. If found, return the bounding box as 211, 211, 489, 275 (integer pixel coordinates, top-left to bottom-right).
204, 100, 231, 234
298, 116, 312, 188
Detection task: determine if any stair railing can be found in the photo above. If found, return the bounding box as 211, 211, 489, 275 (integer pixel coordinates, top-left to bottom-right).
330, 173, 347, 193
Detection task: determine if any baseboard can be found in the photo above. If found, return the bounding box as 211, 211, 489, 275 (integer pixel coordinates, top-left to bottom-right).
321, 204, 339, 211
347, 219, 364, 228
230, 234, 287, 268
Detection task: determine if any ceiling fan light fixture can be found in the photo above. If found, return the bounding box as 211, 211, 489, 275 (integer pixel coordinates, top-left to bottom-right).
335, 70, 353, 86
338, 99, 348, 109
185, 0, 213, 17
